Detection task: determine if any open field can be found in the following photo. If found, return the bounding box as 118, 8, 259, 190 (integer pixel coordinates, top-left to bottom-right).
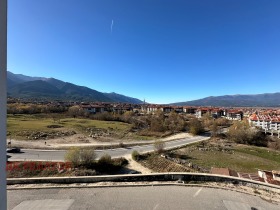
7, 114, 154, 141
7, 114, 129, 133
166, 140, 280, 173
136, 138, 280, 174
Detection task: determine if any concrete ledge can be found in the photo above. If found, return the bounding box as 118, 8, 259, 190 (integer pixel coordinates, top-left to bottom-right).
7, 172, 280, 193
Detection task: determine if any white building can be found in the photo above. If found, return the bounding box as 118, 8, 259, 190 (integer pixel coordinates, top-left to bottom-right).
248, 114, 280, 137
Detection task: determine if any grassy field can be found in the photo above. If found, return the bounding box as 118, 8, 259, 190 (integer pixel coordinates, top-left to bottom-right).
172, 142, 280, 173
7, 114, 131, 139
7, 114, 157, 141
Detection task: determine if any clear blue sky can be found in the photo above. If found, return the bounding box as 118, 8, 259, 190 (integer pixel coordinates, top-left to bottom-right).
7, 0, 280, 104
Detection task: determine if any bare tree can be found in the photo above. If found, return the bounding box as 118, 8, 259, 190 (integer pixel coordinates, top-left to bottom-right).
68, 106, 80, 118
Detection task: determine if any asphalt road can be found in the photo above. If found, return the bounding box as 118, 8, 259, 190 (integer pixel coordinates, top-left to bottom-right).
8, 186, 279, 210
8, 135, 209, 161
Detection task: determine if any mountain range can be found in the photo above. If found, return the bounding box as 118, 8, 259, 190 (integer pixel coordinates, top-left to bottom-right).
7, 71, 142, 103
7, 71, 280, 107
172, 93, 280, 107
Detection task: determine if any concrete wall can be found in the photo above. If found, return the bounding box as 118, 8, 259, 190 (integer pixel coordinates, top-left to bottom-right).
7, 173, 280, 193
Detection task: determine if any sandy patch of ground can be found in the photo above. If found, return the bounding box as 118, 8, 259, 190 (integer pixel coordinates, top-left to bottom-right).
8, 134, 101, 149
161, 133, 193, 141
124, 155, 152, 174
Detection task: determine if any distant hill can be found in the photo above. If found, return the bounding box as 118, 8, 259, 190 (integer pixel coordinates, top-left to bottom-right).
103, 92, 142, 104
7, 71, 46, 87
7, 71, 143, 103
172, 93, 280, 107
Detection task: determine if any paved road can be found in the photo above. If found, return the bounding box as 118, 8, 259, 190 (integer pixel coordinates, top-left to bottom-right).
8, 135, 209, 161
8, 186, 279, 210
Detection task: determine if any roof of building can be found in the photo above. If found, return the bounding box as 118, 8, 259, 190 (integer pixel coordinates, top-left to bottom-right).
210, 167, 238, 177
249, 114, 280, 122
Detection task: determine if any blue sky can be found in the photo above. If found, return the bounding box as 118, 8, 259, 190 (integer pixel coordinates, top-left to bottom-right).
7, 0, 280, 104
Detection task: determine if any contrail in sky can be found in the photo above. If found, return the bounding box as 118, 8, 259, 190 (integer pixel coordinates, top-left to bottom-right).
111, 19, 114, 33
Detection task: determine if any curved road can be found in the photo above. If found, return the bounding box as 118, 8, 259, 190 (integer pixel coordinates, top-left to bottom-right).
8, 135, 209, 161
8, 186, 279, 210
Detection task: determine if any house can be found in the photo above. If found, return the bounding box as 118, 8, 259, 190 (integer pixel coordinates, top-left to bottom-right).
160, 106, 173, 113
112, 104, 123, 113
211, 108, 224, 119
132, 105, 142, 113
248, 114, 280, 135
146, 105, 159, 114
91, 104, 105, 113
80, 104, 105, 114
258, 169, 280, 185
172, 106, 183, 113
226, 110, 243, 120
270, 116, 280, 132
183, 106, 196, 114
80, 104, 95, 113
195, 108, 211, 118
272, 170, 280, 182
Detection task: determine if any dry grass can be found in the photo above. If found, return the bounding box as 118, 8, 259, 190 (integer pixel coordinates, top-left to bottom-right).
172, 142, 280, 173
7, 114, 131, 139
138, 153, 193, 173
7, 114, 162, 141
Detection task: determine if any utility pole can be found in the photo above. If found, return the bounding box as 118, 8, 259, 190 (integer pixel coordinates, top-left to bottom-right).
0, 0, 7, 209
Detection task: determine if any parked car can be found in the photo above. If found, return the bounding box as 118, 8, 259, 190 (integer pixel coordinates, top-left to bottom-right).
128, 170, 141, 174
6, 147, 21, 153
6, 154, 11, 161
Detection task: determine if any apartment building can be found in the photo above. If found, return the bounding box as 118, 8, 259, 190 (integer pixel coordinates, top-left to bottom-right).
248, 113, 280, 132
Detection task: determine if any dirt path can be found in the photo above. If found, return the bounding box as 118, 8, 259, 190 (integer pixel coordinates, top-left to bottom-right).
124, 155, 152, 174
7, 133, 193, 149
161, 133, 192, 140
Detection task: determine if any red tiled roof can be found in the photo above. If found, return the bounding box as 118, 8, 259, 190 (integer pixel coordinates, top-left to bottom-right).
249, 114, 258, 121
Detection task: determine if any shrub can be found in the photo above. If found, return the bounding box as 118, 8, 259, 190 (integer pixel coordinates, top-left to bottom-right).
268, 138, 280, 150
96, 154, 116, 173
188, 118, 204, 135
98, 154, 112, 165
90, 112, 116, 121
154, 140, 166, 154
64, 147, 96, 167
80, 148, 97, 166
64, 147, 81, 167
113, 157, 129, 166
131, 150, 140, 161
119, 142, 125, 148
150, 118, 166, 132
227, 121, 268, 146
209, 121, 219, 137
